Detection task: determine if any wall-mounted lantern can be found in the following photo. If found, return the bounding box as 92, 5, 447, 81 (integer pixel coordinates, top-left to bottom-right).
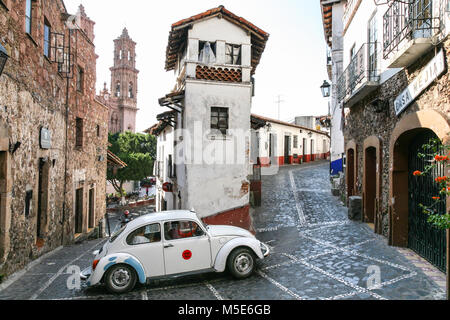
320, 80, 331, 98
0, 43, 9, 77
9, 141, 21, 154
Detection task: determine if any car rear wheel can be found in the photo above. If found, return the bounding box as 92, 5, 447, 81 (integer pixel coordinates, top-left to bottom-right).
104, 264, 137, 294
227, 248, 256, 279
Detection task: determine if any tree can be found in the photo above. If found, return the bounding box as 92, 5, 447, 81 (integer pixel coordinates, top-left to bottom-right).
107, 131, 157, 197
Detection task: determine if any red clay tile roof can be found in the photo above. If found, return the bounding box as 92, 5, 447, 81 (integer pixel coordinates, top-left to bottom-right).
107, 150, 127, 168
165, 5, 269, 75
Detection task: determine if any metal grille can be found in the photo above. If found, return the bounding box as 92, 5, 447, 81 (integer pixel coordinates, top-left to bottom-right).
408, 131, 447, 272
383, 0, 438, 59
337, 43, 379, 103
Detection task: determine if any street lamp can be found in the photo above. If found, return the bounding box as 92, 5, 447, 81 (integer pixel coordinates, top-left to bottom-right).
0, 43, 9, 77
320, 80, 331, 98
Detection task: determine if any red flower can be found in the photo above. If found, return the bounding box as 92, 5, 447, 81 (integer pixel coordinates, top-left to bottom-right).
432, 197, 440, 201
413, 171, 422, 176
435, 176, 448, 183
435, 155, 449, 162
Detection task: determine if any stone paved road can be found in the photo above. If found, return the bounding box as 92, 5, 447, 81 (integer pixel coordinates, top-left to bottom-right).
0, 161, 446, 300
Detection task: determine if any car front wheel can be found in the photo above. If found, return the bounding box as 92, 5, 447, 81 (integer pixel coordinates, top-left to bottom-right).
104, 264, 137, 294
227, 247, 256, 279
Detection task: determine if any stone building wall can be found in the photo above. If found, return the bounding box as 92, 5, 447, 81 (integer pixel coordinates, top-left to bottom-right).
344, 37, 450, 237
0, 1, 108, 276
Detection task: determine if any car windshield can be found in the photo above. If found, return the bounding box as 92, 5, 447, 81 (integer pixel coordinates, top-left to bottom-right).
109, 224, 126, 243
195, 213, 208, 229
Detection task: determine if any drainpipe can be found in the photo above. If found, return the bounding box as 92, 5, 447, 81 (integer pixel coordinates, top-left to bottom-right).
61, 29, 72, 246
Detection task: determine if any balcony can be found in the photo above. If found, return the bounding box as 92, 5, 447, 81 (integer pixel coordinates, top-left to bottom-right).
337, 43, 380, 108
383, 0, 440, 68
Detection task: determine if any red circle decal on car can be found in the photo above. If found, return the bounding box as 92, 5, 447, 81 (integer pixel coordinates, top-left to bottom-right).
182, 250, 192, 260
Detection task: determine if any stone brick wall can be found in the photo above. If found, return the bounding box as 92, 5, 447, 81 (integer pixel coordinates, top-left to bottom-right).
0, 1, 108, 276
344, 37, 450, 238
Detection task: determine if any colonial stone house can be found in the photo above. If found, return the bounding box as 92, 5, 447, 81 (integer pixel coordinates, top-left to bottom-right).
330, 0, 450, 274
148, 6, 269, 232
0, 1, 109, 277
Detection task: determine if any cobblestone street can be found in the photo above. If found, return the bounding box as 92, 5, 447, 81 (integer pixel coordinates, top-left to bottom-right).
0, 162, 446, 300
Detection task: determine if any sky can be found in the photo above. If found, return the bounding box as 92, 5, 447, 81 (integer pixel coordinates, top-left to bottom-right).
64, 0, 329, 133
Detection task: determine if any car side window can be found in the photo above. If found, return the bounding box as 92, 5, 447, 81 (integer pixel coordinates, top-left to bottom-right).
164, 220, 205, 241
126, 223, 161, 245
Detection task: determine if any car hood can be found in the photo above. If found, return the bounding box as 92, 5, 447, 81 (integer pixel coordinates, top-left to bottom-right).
207, 225, 255, 238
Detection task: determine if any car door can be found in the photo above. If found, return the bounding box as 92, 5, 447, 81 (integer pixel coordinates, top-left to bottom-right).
123, 223, 165, 278
163, 220, 212, 275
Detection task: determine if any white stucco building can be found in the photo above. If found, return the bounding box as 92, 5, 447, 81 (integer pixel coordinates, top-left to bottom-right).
320, 0, 346, 176
148, 6, 269, 231
250, 114, 330, 168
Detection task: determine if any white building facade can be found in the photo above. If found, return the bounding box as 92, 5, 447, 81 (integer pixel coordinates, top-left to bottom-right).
149, 6, 269, 231
321, 0, 346, 176
250, 115, 330, 168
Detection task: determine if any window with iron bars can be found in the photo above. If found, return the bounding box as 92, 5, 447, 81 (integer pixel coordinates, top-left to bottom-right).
75, 118, 84, 148
211, 107, 229, 135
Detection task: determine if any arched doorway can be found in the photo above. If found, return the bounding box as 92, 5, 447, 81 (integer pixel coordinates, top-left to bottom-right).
390, 110, 450, 273
407, 130, 446, 272
346, 140, 358, 201
364, 147, 377, 224
363, 136, 382, 233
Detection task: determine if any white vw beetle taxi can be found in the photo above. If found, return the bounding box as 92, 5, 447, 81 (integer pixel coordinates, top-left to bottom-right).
81, 210, 269, 293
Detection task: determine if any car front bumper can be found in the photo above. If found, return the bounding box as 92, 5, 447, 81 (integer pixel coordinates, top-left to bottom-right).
80, 266, 92, 281
260, 242, 270, 257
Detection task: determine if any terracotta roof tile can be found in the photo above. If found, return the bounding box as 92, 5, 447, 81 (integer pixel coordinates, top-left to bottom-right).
165, 5, 269, 75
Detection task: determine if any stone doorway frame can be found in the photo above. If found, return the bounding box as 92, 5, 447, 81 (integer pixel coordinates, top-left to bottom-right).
389, 110, 450, 247
363, 136, 382, 234
389, 110, 450, 295
0, 121, 11, 264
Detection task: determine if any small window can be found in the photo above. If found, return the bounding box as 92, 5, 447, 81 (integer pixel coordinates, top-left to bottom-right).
25, 0, 32, 35
293, 136, 298, 149
211, 107, 229, 135
225, 44, 241, 65
126, 224, 161, 245
25, 190, 33, 217
96, 124, 100, 137
44, 19, 51, 58
128, 82, 133, 98
76, 66, 84, 92
75, 118, 83, 147
115, 81, 121, 97
164, 221, 204, 241
199, 41, 216, 64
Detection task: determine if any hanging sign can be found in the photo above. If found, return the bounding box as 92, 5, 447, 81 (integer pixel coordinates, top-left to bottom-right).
40, 127, 52, 149
394, 50, 445, 116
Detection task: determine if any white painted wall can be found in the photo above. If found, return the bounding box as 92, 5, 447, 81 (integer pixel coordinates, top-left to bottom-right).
251, 120, 330, 161
157, 16, 256, 219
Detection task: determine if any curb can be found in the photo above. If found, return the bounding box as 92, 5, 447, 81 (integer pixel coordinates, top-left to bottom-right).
0, 246, 64, 292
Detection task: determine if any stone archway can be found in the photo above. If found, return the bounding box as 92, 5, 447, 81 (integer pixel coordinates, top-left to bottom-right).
389, 110, 450, 249
0, 121, 11, 263
363, 136, 382, 233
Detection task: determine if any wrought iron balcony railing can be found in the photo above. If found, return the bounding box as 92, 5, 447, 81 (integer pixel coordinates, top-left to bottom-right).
337, 42, 380, 104
383, 0, 440, 59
